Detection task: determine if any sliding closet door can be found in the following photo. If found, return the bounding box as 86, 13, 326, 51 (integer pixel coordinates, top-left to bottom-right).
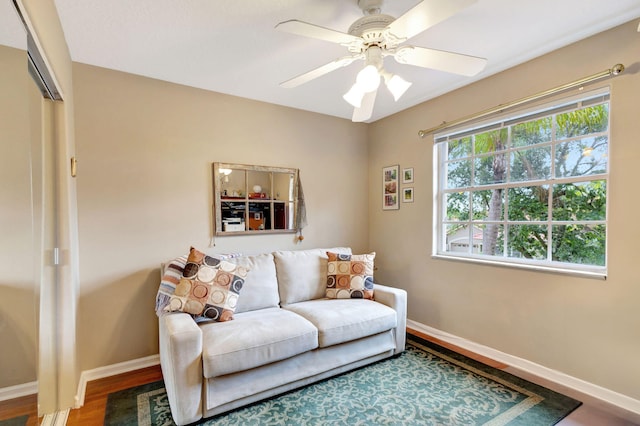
32, 82, 58, 416
0, 4, 38, 411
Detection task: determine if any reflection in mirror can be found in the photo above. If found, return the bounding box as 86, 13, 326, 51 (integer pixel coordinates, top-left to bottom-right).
213, 163, 298, 235
0, 2, 38, 423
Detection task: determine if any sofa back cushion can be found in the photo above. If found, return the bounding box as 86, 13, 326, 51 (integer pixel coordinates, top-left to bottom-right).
274, 247, 352, 305
231, 253, 280, 313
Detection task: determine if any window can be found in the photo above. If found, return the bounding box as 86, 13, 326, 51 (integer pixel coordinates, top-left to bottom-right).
434, 89, 609, 277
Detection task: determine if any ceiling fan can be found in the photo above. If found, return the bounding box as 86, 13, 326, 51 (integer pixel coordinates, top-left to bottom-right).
276, 0, 487, 122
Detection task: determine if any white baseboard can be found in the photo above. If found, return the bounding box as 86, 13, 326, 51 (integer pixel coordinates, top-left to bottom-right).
0, 381, 37, 402
75, 354, 160, 408
408, 319, 640, 421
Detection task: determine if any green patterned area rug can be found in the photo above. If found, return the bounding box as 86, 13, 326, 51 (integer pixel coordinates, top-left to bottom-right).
0, 415, 27, 426
104, 337, 581, 425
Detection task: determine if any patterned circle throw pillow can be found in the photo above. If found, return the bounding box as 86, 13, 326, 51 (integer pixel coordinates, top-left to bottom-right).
326, 251, 375, 300
165, 247, 249, 321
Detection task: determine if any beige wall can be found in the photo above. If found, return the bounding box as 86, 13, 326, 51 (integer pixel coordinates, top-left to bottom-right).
368, 20, 640, 400
0, 44, 37, 389
72, 63, 370, 371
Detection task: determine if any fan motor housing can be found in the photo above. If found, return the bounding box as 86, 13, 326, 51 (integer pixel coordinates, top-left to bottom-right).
348, 14, 395, 46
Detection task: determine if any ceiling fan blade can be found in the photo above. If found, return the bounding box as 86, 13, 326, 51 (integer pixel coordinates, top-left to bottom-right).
280, 56, 360, 88
393, 45, 486, 76
352, 90, 377, 122
387, 0, 477, 41
276, 20, 362, 45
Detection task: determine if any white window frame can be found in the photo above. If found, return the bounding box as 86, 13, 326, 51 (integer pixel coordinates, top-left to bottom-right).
433, 87, 610, 279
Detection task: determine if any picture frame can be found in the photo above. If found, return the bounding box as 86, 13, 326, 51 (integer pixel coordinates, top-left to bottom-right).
382, 165, 400, 210
403, 187, 414, 203
402, 167, 414, 184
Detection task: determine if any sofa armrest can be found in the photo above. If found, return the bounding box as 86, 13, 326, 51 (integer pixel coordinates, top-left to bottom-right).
374, 283, 407, 354
159, 313, 203, 425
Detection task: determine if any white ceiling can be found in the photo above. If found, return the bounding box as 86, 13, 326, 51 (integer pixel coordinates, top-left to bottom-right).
4, 1, 640, 122
1, 1, 27, 50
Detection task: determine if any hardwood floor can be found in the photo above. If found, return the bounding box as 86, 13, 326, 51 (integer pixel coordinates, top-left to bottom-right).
1, 329, 637, 425
0, 366, 163, 426
66, 365, 163, 426
0, 394, 38, 426
407, 327, 509, 370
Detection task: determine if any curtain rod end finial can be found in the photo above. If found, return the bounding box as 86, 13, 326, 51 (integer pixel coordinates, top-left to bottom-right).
611, 64, 625, 76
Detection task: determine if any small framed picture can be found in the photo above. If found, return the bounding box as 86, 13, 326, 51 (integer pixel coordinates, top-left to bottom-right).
382, 165, 400, 210
403, 187, 414, 203
403, 167, 414, 184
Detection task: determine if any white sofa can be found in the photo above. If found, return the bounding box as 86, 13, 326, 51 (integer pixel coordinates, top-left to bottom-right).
158, 247, 407, 426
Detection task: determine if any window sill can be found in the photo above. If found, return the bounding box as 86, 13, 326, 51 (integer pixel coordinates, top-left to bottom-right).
431, 253, 606, 280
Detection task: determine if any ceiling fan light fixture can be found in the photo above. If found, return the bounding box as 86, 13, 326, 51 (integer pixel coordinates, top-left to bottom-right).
356, 64, 381, 93
343, 84, 365, 108
276, 0, 487, 121
385, 74, 412, 101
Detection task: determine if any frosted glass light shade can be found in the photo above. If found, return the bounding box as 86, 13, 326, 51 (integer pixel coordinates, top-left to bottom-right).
385, 74, 412, 101
356, 65, 381, 93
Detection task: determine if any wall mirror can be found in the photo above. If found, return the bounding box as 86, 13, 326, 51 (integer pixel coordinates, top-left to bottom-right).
213, 163, 298, 235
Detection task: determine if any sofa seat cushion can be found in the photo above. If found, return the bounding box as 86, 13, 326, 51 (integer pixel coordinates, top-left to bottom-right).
200, 308, 318, 378
283, 299, 397, 348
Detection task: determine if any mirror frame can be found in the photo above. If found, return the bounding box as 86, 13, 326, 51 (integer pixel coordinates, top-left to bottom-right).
213, 162, 299, 236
